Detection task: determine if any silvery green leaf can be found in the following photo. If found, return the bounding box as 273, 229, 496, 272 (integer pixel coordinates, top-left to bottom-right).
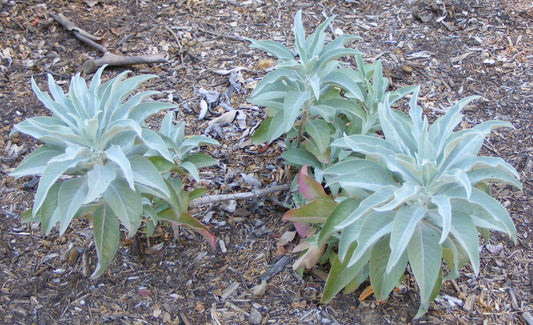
141, 129, 173, 162
386, 154, 419, 183
99, 70, 130, 120
431, 195, 452, 244
461, 156, 520, 181
449, 210, 480, 274
372, 60, 386, 100
345, 211, 394, 267
325, 158, 396, 192
407, 223, 441, 310
46, 74, 83, 120
304, 139, 330, 164
182, 136, 220, 150
387, 205, 426, 272
305, 14, 335, 58
97, 119, 142, 150
249, 68, 300, 98
320, 34, 360, 54
31, 77, 79, 129
451, 200, 507, 233
36, 182, 61, 235
428, 96, 476, 155
437, 169, 472, 198
468, 167, 521, 189
180, 161, 200, 182
33, 149, 88, 215
85, 164, 117, 204
335, 185, 397, 230
319, 98, 364, 121
129, 101, 176, 124
337, 216, 366, 261
129, 155, 170, 199
293, 10, 308, 61
332, 134, 396, 159
251, 116, 274, 145
88, 64, 106, 92
321, 69, 364, 102
90, 203, 120, 279
247, 39, 294, 61
371, 236, 408, 300
316, 48, 362, 71
439, 131, 485, 173
105, 145, 135, 190
10, 146, 64, 177
259, 91, 309, 143
103, 73, 157, 123
182, 152, 218, 169
103, 178, 143, 238
111, 90, 160, 122
441, 234, 469, 280
378, 99, 415, 155
304, 119, 330, 155
309, 74, 321, 101
374, 183, 418, 212
68, 73, 91, 120
160, 111, 178, 140
13, 116, 90, 147
247, 91, 286, 111
466, 188, 516, 242
58, 176, 89, 235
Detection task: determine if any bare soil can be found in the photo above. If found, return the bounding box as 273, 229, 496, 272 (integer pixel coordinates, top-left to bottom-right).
0, 0, 532, 324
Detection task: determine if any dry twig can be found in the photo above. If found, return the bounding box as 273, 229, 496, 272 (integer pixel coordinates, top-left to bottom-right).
50, 13, 167, 73
188, 184, 290, 209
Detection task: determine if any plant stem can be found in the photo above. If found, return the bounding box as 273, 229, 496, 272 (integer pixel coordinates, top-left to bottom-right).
296, 107, 309, 148
188, 184, 290, 209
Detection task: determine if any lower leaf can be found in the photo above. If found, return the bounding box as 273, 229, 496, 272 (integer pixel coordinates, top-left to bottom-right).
90, 203, 120, 279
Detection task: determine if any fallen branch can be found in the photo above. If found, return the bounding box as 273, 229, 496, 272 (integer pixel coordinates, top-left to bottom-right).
188, 184, 290, 209
50, 13, 167, 73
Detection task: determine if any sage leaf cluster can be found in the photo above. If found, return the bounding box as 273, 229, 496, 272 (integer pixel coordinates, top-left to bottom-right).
284, 86, 521, 317
11, 66, 218, 278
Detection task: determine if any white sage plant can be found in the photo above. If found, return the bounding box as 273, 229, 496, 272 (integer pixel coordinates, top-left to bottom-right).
10, 66, 218, 278
285, 87, 521, 318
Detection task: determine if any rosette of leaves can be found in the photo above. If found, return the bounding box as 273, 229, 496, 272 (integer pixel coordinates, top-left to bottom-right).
319, 87, 521, 317
10, 66, 217, 278
247, 10, 363, 147
284, 87, 521, 317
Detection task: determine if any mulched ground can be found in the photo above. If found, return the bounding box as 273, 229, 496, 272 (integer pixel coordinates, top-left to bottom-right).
0, 0, 532, 324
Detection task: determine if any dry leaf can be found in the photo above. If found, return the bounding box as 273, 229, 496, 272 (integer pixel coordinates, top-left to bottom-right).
278, 231, 296, 246
358, 286, 374, 302
292, 243, 325, 270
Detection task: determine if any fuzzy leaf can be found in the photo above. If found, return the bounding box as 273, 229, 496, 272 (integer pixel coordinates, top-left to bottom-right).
103, 178, 143, 238
90, 203, 120, 279
58, 176, 89, 235
387, 205, 426, 272
370, 236, 408, 300
407, 223, 442, 309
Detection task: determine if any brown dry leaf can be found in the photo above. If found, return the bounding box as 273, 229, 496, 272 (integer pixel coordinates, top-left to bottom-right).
278, 230, 296, 246
358, 286, 374, 302
291, 301, 306, 308
292, 243, 325, 270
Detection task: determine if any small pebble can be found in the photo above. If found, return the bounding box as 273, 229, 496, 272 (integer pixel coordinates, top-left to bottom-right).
249, 308, 262, 325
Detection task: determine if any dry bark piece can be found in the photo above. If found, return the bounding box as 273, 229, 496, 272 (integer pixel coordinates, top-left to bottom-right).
50, 13, 166, 73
